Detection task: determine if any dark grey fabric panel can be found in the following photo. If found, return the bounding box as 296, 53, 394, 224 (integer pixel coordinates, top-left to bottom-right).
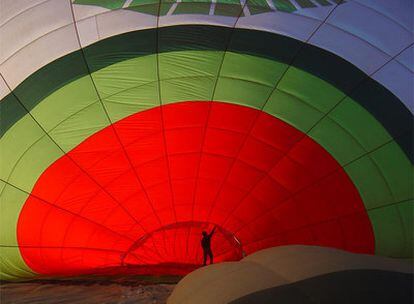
230, 270, 413, 304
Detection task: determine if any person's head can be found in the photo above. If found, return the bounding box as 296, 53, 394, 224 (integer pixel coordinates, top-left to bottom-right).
202, 231, 207, 237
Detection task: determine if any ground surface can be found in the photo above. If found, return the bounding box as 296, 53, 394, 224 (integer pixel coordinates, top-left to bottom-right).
0, 275, 178, 304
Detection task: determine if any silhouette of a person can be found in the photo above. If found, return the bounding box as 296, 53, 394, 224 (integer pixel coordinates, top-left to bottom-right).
201, 226, 216, 266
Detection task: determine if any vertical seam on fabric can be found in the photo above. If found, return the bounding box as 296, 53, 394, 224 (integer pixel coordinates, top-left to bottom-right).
185, 0, 252, 257
154, 0, 179, 259
68, 1, 166, 238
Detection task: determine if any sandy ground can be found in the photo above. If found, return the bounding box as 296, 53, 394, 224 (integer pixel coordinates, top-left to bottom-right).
0, 276, 177, 304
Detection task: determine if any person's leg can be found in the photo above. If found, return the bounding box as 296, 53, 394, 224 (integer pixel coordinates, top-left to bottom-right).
203, 250, 207, 266
209, 249, 213, 265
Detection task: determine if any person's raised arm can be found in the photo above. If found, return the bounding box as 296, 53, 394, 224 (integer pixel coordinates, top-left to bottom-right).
209, 226, 216, 237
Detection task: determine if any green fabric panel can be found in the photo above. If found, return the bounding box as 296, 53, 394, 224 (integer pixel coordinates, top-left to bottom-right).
369, 204, 406, 257
0, 181, 6, 194
348, 77, 413, 164
158, 25, 231, 53
98, 50, 290, 115
30, 77, 99, 132
7, 136, 63, 194
92, 54, 158, 99
174, 2, 211, 14
0, 100, 58, 184
159, 51, 222, 80
397, 200, 413, 257
214, 77, 273, 109
349, 78, 413, 146
128, 0, 174, 15
103, 82, 160, 122
48, 102, 110, 152
337, 141, 413, 257
161, 77, 214, 104
344, 156, 395, 210
247, 0, 272, 15
0, 95, 28, 137
264, 88, 324, 132
328, 98, 392, 152
73, 0, 126, 9
309, 116, 366, 165
295, 0, 316, 8
83, 28, 156, 73
215, 0, 242, 3
314, 0, 332, 5
0, 183, 35, 279
229, 28, 300, 64
278, 66, 345, 113
0, 246, 35, 280
294, 43, 366, 96
355, 141, 413, 258
0, 182, 26, 245
220, 52, 287, 87
272, 0, 296, 12
181, 0, 211, 3
369, 142, 414, 203
214, 3, 244, 17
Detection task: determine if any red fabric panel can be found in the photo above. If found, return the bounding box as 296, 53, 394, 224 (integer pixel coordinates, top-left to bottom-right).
17, 101, 374, 276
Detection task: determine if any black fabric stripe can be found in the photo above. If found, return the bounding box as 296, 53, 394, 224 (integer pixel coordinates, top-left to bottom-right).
230, 269, 414, 304
1, 25, 412, 162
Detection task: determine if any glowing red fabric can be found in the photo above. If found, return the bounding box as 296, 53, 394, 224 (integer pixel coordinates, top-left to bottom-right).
18, 101, 374, 275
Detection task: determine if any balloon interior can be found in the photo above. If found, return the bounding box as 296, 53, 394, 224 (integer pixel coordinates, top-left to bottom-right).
0, 0, 412, 281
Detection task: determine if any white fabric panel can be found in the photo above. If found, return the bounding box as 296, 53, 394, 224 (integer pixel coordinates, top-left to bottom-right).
354, 0, 413, 32
373, 57, 414, 113
76, 16, 100, 47
324, 1, 413, 57
159, 14, 235, 29
72, 1, 109, 21
0, 24, 80, 90
0, 0, 73, 64
0, 0, 412, 113
94, 9, 156, 41
0, 0, 47, 26
0, 74, 11, 101
237, 11, 321, 42
396, 45, 414, 73
291, 3, 333, 21
309, 23, 390, 74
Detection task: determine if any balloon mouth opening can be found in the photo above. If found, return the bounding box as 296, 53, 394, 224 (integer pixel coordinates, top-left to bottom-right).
116, 221, 244, 274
